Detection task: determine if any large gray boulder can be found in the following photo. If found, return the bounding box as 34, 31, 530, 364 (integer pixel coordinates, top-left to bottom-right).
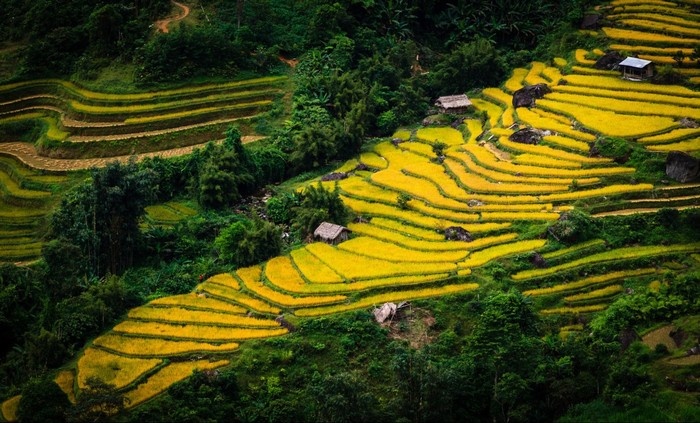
509, 128, 551, 145
665, 151, 699, 183
512, 84, 551, 108
595, 51, 624, 70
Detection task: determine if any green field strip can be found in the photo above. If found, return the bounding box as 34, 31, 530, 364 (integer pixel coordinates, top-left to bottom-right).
629, 194, 700, 203
197, 281, 282, 314
592, 204, 699, 217
92, 333, 240, 358
294, 282, 479, 317
0, 170, 51, 199
1, 395, 20, 422
647, 139, 700, 152
564, 285, 624, 303
541, 239, 607, 260
513, 243, 700, 281
77, 347, 162, 390
111, 320, 287, 342
127, 305, 281, 328
540, 304, 608, 315
569, 66, 620, 76
122, 100, 272, 125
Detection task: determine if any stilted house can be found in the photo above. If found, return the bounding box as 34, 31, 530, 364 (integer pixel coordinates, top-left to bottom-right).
313, 222, 351, 245
618, 57, 654, 81
435, 94, 472, 114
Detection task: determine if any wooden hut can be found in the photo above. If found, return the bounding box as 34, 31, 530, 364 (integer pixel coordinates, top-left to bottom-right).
313, 222, 351, 245
618, 57, 654, 81
434, 94, 472, 114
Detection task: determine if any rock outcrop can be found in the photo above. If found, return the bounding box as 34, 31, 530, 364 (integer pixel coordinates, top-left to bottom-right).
512, 84, 551, 108
509, 128, 552, 145
444, 226, 473, 242
594, 51, 624, 70
665, 151, 700, 183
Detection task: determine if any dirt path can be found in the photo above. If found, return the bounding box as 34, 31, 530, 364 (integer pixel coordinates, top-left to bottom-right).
278, 56, 298, 68
0, 136, 264, 171
155, 1, 190, 34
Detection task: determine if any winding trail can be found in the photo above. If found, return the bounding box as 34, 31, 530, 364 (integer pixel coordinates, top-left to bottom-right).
155, 1, 190, 34
0, 136, 263, 171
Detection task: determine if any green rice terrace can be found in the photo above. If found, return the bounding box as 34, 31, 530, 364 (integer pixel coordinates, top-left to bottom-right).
1, 0, 700, 421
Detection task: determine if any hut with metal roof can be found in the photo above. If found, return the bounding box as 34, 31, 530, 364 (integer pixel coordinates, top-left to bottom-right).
618, 57, 654, 81
434, 94, 473, 114
313, 222, 351, 245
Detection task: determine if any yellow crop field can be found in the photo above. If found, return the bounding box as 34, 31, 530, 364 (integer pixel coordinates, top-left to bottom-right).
371, 169, 471, 209
482, 88, 513, 107
542, 135, 591, 153
513, 243, 700, 281
575, 49, 597, 65
638, 128, 700, 144
123, 100, 271, 124
347, 222, 474, 251
459, 239, 547, 268
339, 236, 469, 262
542, 66, 563, 84
197, 281, 281, 314
480, 211, 560, 221
416, 127, 465, 146
290, 248, 345, 283
516, 107, 597, 141
373, 141, 427, 169
294, 283, 479, 317
126, 360, 229, 407
511, 153, 583, 169
542, 239, 606, 259
148, 294, 247, 314
648, 139, 700, 152
241, 272, 347, 305
564, 285, 624, 303
561, 74, 699, 97
602, 27, 700, 45
616, 19, 700, 37
402, 161, 471, 200
609, 43, 695, 56
340, 273, 452, 292
569, 66, 619, 76
537, 99, 679, 138
540, 183, 654, 202
368, 217, 445, 240
540, 304, 608, 315
501, 107, 516, 127
127, 306, 280, 327
545, 92, 700, 121
305, 242, 456, 280
77, 347, 162, 390
532, 108, 573, 125
551, 85, 700, 108
55, 369, 76, 404
359, 152, 388, 169
337, 177, 399, 204
400, 141, 437, 158
93, 334, 240, 356
461, 144, 633, 178
499, 138, 609, 164
443, 158, 566, 194
263, 256, 309, 293
392, 129, 411, 140
525, 62, 549, 85
554, 57, 568, 68
471, 98, 504, 128
206, 273, 240, 290
464, 119, 483, 143
505, 68, 528, 93
112, 320, 288, 341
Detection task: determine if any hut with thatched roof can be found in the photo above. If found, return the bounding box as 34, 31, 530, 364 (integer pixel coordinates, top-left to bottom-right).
435, 94, 472, 114
313, 222, 351, 245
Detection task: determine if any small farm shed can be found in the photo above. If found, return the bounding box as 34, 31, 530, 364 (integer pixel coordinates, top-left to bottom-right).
618, 57, 654, 81
313, 222, 351, 245
435, 94, 472, 114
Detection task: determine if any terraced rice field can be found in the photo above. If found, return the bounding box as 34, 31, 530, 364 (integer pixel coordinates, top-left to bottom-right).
3, 0, 700, 415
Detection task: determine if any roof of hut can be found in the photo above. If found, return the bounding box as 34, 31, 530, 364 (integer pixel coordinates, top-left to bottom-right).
313, 222, 349, 240
435, 94, 472, 109
618, 57, 653, 69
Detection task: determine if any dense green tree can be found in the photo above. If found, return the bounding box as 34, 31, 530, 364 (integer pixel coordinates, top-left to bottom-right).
66, 377, 129, 422
17, 377, 70, 423
214, 218, 282, 266
292, 183, 349, 238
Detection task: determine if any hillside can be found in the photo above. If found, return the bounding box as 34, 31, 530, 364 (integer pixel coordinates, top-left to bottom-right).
1, 0, 700, 421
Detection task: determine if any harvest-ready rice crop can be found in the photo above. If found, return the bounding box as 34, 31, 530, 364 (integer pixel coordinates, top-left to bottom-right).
540, 304, 607, 315
93, 334, 240, 357
564, 285, 624, 303
539, 183, 654, 202
516, 107, 597, 141
525, 62, 549, 85
197, 281, 281, 314
464, 119, 484, 143
569, 66, 619, 76
290, 248, 345, 283
368, 217, 445, 240
511, 154, 583, 169
294, 283, 479, 317
373, 141, 427, 169
551, 85, 700, 108
416, 127, 465, 146
126, 360, 229, 407
459, 239, 547, 268
532, 108, 573, 125
542, 66, 563, 84
206, 273, 240, 290
371, 169, 470, 209
471, 98, 503, 128
561, 74, 699, 97
638, 128, 700, 144
337, 177, 399, 204
305, 242, 456, 280
553, 57, 568, 68
648, 139, 700, 152
264, 256, 308, 293
112, 320, 288, 341
615, 18, 700, 37
339, 273, 451, 292
537, 99, 679, 138
609, 43, 694, 55
123, 100, 271, 124
480, 211, 560, 221
482, 88, 513, 106
542, 239, 606, 259
127, 306, 280, 327
545, 92, 700, 120
501, 108, 516, 127
514, 243, 700, 281
542, 135, 591, 153
54, 369, 76, 404
339, 236, 469, 263
149, 294, 247, 314
400, 141, 435, 157
444, 158, 566, 194
602, 27, 700, 45
241, 272, 347, 305
574, 49, 597, 65
359, 152, 388, 169
1, 395, 20, 422
340, 195, 468, 229
499, 138, 608, 164
77, 347, 162, 390
504, 68, 528, 93
347, 222, 469, 251
402, 162, 472, 201
392, 129, 411, 140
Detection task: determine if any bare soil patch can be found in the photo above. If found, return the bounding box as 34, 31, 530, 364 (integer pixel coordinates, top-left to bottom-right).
155, 1, 190, 34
